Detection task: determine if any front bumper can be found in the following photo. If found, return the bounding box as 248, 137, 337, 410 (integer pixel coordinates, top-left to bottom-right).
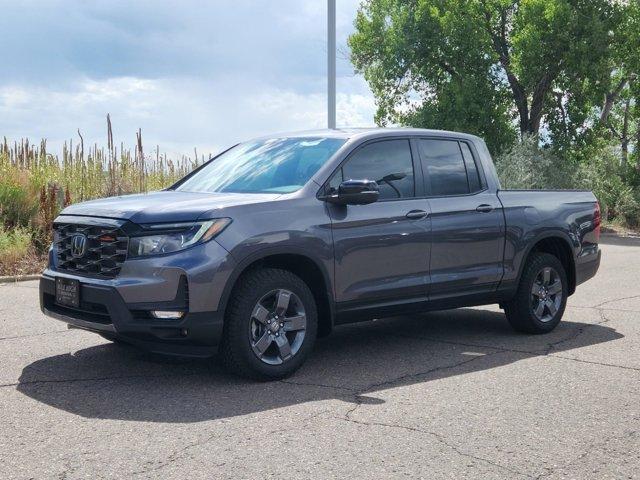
40, 237, 236, 357
40, 274, 224, 357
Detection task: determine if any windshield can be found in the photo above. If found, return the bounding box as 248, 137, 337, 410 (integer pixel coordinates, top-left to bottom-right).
174, 137, 346, 194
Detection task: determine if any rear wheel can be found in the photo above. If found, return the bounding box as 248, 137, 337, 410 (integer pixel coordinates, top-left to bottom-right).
504, 252, 568, 334
220, 268, 317, 380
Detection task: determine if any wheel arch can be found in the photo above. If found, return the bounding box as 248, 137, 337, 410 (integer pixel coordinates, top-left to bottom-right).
519, 232, 577, 295
219, 248, 335, 337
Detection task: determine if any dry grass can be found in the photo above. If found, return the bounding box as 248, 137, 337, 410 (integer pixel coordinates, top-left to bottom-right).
0, 227, 44, 276
0, 118, 207, 275
1, 125, 204, 204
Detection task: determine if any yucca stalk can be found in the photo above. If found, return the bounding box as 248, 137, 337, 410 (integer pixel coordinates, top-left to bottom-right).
1, 115, 207, 234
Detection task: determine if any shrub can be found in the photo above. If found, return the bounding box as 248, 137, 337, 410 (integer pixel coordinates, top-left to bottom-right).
0, 227, 33, 272
496, 137, 640, 227
0, 173, 38, 228
578, 146, 640, 226
616, 191, 640, 228
494, 135, 577, 190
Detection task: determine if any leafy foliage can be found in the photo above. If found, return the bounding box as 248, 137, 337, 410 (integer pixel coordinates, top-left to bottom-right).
495, 135, 576, 189
350, 0, 622, 153
577, 146, 640, 226
350, 0, 518, 153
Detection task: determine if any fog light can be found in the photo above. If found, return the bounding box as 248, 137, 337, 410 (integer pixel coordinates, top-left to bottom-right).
150, 311, 185, 320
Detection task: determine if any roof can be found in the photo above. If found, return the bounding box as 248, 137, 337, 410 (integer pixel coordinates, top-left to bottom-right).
252, 127, 481, 142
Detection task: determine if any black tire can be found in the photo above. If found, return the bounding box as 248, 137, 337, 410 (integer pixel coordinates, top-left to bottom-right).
504, 252, 568, 334
98, 333, 127, 345
220, 268, 318, 380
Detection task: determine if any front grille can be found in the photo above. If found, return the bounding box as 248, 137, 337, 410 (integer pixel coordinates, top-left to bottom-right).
54, 223, 129, 278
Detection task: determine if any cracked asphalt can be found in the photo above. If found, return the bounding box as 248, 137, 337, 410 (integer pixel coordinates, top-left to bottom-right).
1, 236, 640, 479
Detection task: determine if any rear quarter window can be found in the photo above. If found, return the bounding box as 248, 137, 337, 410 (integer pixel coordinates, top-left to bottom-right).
460, 142, 482, 193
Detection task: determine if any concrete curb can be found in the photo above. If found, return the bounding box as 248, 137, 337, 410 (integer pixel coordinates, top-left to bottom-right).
0, 274, 41, 284
601, 232, 640, 239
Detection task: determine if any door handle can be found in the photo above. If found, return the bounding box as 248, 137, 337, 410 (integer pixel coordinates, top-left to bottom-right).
406, 210, 429, 220
476, 204, 494, 213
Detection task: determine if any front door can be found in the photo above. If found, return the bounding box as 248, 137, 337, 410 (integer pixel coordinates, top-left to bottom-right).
327, 139, 431, 310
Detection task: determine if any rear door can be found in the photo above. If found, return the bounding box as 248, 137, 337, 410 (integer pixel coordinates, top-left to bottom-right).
416, 138, 504, 299
327, 138, 431, 308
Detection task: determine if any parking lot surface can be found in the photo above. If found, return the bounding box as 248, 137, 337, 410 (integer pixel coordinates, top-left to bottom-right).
1, 237, 640, 479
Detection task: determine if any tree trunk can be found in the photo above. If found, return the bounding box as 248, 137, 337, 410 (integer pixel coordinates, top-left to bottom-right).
554, 91, 569, 136
509, 77, 530, 135
600, 75, 635, 125
636, 97, 640, 172
484, 8, 532, 136
621, 98, 631, 165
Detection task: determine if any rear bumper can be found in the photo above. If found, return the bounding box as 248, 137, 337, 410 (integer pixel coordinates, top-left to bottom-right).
576, 247, 601, 287
40, 274, 223, 357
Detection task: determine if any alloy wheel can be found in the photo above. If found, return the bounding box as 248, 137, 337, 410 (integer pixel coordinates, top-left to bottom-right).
530, 267, 563, 323
249, 289, 307, 365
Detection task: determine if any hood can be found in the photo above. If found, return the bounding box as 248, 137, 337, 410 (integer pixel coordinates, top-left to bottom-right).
58, 190, 281, 224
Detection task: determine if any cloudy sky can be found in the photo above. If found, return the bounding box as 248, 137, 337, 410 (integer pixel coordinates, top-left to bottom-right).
0, 0, 376, 158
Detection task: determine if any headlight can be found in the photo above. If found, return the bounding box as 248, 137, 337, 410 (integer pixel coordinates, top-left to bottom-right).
128, 218, 231, 258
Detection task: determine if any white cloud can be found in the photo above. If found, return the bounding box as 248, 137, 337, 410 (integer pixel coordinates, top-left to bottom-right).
0, 0, 376, 158
0, 75, 376, 159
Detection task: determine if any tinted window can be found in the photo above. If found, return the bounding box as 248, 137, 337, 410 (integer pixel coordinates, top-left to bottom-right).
460, 142, 482, 192
337, 140, 415, 200
419, 139, 469, 196
176, 137, 345, 194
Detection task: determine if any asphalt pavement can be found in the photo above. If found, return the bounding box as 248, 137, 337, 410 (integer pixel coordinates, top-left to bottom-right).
1, 236, 639, 479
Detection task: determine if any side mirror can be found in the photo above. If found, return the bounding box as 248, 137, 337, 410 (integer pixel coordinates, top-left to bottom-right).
325, 179, 379, 205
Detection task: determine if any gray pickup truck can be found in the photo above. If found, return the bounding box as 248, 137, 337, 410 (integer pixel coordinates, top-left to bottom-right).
40, 128, 601, 379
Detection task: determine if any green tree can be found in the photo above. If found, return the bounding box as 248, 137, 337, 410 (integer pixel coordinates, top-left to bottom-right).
349, 0, 620, 153
595, 0, 640, 173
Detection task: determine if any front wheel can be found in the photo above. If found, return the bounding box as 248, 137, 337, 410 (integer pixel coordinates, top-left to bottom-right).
220, 268, 317, 380
98, 333, 127, 345
504, 252, 568, 334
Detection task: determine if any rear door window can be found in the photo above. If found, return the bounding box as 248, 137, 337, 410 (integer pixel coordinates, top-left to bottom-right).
418, 139, 469, 196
